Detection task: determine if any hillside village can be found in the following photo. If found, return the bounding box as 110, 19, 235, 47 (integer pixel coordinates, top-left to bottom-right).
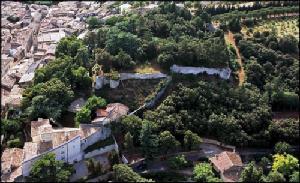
1, 1, 299, 182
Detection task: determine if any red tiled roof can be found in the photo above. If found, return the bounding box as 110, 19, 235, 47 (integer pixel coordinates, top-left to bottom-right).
209, 151, 243, 173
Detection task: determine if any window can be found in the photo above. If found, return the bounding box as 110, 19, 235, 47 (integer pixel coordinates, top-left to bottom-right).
61, 157, 65, 160
61, 151, 64, 154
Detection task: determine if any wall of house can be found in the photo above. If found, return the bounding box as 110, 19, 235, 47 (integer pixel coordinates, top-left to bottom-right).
170, 64, 231, 80
84, 143, 117, 159
22, 136, 82, 177
80, 127, 111, 151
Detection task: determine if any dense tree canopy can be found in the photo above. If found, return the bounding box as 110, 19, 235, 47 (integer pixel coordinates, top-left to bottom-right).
144, 80, 273, 147
22, 78, 74, 121
113, 164, 153, 182
27, 153, 74, 182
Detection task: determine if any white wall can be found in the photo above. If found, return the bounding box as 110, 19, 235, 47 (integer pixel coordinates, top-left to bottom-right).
119, 73, 167, 80
80, 127, 111, 151
22, 136, 82, 177
84, 143, 117, 159
170, 64, 231, 80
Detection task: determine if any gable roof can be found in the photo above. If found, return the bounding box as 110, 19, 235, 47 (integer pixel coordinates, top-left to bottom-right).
209, 151, 243, 173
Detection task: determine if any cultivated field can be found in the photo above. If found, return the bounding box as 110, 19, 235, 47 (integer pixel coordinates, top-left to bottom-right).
242, 17, 299, 39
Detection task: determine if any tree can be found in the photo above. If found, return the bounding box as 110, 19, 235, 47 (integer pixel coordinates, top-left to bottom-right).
290, 171, 299, 182
274, 142, 291, 154
157, 53, 174, 70
278, 35, 298, 54
23, 78, 74, 121
75, 107, 91, 124
108, 150, 120, 169
105, 27, 141, 58
85, 95, 107, 112
113, 49, 136, 70
245, 58, 266, 90
184, 130, 202, 151
55, 36, 86, 58
272, 154, 299, 177
124, 132, 134, 150
167, 155, 188, 170
193, 163, 221, 182
259, 157, 271, 174
240, 161, 263, 182
268, 119, 299, 145
113, 164, 153, 182
27, 153, 74, 182
228, 18, 242, 32
87, 16, 101, 30
95, 49, 114, 72
119, 115, 143, 145
263, 171, 286, 182
85, 158, 103, 177
159, 131, 180, 154
71, 66, 92, 89
140, 120, 159, 160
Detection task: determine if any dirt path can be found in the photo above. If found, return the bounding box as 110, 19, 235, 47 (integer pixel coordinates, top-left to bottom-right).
225, 31, 245, 86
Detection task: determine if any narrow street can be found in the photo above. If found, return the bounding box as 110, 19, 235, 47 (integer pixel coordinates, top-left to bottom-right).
225, 31, 245, 86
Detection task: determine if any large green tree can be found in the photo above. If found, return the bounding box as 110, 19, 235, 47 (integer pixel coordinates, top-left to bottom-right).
272, 154, 299, 177
193, 163, 221, 182
27, 153, 74, 182
113, 164, 153, 182
140, 120, 159, 160
184, 130, 202, 151
23, 78, 74, 121
240, 161, 263, 182
159, 131, 180, 154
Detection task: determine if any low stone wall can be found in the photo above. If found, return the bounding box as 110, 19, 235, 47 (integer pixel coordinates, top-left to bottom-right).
95, 73, 167, 89
145, 76, 172, 108
119, 73, 167, 80
84, 143, 117, 159
170, 64, 231, 80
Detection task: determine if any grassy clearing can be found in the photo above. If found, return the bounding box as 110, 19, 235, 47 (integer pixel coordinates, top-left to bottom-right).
242, 17, 299, 39
134, 63, 162, 74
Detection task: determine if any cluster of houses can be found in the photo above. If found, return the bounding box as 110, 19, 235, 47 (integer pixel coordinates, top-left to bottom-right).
1, 1, 101, 116
1, 102, 129, 182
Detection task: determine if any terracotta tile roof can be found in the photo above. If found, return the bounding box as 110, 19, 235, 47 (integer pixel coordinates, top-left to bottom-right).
51, 129, 80, 148
23, 142, 38, 161
1, 148, 24, 182
209, 151, 243, 173
79, 125, 102, 139
106, 103, 129, 122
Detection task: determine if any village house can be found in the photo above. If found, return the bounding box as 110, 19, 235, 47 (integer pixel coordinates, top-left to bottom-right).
21, 118, 113, 177
1, 85, 24, 111
1, 101, 129, 182
1, 148, 24, 182
209, 151, 244, 182
92, 103, 129, 125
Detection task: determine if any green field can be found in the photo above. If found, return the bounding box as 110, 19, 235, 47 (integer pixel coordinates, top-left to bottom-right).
242, 17, 299, 39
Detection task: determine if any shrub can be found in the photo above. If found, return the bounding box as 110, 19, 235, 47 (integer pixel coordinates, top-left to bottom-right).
167, 155, 189, 170
7, 138, 22, 148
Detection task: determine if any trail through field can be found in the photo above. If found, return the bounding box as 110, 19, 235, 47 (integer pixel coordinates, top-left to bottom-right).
225, 31, 245, 86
